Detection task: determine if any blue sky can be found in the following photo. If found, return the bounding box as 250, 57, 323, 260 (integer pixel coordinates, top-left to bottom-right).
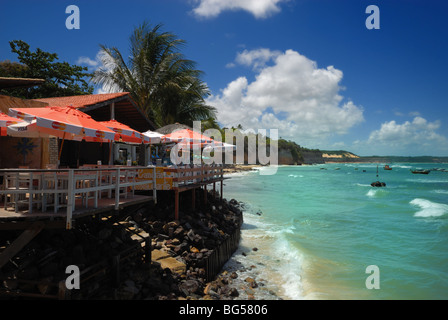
1, 0, 448, 156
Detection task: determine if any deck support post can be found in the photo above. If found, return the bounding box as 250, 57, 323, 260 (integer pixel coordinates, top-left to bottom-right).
174, 189, 179, 221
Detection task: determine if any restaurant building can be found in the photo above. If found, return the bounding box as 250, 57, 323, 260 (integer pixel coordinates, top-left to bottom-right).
1, 81, 156, 169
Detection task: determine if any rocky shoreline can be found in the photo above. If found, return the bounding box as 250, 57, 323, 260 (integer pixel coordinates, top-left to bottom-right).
0, 189, 276, 300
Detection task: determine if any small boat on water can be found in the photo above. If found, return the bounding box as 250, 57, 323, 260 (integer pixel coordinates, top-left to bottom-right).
371, 165, 386, 187
384, 165, 392, 170
410, 169, 430, 174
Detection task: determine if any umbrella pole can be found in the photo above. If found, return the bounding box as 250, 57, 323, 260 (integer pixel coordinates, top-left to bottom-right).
58, 132, 66, 161
108, 141, 113, 165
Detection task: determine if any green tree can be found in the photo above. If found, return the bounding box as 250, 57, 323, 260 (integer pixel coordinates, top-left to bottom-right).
92, 21, 216, 128
0, 40, 93, 98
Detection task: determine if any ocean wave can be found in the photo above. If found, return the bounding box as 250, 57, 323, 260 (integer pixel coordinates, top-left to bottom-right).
410, 198, 448, 217
356, 183, 371, 187
433, 189, 448, 194
274, 237, 305, 299
406, 178, 448, 184
367, 188, 388, 197
366, 189, 377, 197
288, 174, 304, 178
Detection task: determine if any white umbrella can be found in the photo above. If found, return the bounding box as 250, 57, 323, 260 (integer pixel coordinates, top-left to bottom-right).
203, 142, 237, 152
7, 120, 80, 140
142, 130, 164, 144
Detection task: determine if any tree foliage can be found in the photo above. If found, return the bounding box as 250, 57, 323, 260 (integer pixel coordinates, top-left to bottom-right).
0, 40, 93, 98
93, 22, 216, 128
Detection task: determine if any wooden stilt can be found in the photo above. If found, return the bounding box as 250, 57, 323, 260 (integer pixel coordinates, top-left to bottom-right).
175, 189, 179, 221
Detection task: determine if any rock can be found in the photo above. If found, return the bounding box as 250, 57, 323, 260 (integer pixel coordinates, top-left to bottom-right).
186, 229, 196, 241
173, 226, 184, 238
163, 221, 179, 233
179, 279, 200, 296
252, 247, 258, 252
159, 257, 186, 275
228, 287, 239, 297
244, 277, 258, 288
152, 249, 171, 261
204, 282, 218, 295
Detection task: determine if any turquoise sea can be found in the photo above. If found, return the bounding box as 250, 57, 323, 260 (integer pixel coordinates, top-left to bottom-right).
222, 163, 448, 300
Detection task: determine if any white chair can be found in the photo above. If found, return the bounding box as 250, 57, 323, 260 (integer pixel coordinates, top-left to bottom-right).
75, 171, 98, 209
4, 172, 42, 213
41, 172, 68, 213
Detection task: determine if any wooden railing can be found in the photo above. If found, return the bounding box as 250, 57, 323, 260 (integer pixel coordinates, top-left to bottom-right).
164, 164, 224, 191
0, 166, 157, 229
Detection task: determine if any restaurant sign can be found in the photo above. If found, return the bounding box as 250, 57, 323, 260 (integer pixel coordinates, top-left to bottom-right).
135, 167, 173, 191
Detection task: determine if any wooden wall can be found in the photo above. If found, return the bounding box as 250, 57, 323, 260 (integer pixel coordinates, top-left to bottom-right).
0, 95, 51, 169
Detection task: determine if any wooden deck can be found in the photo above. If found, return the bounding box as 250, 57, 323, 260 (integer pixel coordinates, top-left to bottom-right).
0, 195, 153, 229
0, 166, 157, 230
0, 164, 226, 229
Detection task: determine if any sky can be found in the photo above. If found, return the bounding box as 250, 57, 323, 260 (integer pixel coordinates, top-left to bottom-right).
1, 0, 448, 156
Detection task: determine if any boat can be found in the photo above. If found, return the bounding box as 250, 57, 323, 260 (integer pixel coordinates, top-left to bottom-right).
371, 181, 386, 187
384, 165, 392, 170
371, 165, 386, 187
410, 169, 430, 174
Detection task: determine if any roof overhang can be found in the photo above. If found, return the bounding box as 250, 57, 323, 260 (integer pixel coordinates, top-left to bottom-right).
34, 93, 156, 132
0, 77, 45, 90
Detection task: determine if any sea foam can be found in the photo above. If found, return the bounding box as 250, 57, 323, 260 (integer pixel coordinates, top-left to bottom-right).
410, 198, 448, 217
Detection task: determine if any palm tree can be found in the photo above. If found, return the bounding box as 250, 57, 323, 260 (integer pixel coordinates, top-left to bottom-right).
92, 21, 216, 127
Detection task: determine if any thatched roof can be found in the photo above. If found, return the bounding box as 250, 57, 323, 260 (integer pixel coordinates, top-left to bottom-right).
156, 123, 192, 134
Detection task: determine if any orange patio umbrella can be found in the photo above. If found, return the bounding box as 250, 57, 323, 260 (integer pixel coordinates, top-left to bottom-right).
161, 128, 213, 144
9, 106, 116, 142
9, 106, 116, 160
99, 119, 148, 144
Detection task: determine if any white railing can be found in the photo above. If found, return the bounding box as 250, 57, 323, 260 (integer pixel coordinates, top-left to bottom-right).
0, 166, 157, 229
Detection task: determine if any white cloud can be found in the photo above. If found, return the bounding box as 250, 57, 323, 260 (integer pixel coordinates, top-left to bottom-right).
208, 48, 364, 145
191, 0, 288, 19
76, 56, 99, 68
76, 51, 106, 71
235, 48, 281, 70
368, 117, 446, 147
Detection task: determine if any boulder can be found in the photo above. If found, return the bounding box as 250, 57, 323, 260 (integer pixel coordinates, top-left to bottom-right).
159, 257, 186, 275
